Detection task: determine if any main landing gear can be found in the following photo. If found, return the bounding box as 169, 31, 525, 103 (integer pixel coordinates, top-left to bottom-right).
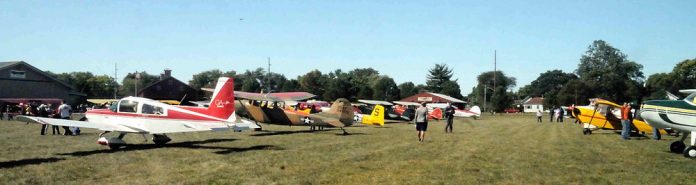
669, 131, 696, 158
97, 132, 172, 150
583, 128, 592, 135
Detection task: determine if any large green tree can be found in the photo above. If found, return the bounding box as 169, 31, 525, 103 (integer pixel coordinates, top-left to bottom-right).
46, 71, 118, 98
645, 58, 696, 100
468, 71, 516, 112
188, 69, 236, 99
425, 64, 464, 99
372, 76, 400, 101
120, 71, 160, 97
518, 70, 578, 106
323, 70, 354, 101
398, 82, 418, 99
348, 68, 380, 100
576, 40, 644, 103
426, 64, 454, 93
299, 70, 327, 100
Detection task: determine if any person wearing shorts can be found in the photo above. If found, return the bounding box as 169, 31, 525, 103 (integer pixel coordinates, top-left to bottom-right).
414, 102, 429, 142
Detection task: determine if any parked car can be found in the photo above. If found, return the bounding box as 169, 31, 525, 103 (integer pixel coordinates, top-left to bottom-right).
504, 108, 520, 113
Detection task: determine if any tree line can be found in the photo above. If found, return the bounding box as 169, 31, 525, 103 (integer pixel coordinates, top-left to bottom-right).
517, 40, 695, 109
46, 39, 694, 111
46, 64, 466, 103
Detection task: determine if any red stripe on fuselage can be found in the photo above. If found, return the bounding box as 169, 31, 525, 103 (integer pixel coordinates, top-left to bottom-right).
86, 108, 221, 121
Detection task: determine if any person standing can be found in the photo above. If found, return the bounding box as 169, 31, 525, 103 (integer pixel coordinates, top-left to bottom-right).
557, 107, 565, 123
58, 101, 73, 135
444, 103, 455, 133
620, 103, 632, 140
536, 109, 543, 123
414, 102, 429, 142
549, 107, 555, 123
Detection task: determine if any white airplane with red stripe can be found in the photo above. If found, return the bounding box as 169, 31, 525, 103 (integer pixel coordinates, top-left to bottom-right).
18, 77, 259, 149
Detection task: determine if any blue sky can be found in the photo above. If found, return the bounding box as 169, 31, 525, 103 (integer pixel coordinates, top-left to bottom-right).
1, 0, 694, 95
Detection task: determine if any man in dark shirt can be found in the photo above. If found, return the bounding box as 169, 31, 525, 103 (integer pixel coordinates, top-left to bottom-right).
445, 103, 455, 133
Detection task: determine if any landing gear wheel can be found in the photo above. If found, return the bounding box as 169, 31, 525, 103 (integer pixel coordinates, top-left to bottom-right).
583, 128, 592, 135
683, 146, 696, 158
670, 141, 686, 153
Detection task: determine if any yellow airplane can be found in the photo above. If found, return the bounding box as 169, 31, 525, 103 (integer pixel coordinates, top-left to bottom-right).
573, 98, 669, 135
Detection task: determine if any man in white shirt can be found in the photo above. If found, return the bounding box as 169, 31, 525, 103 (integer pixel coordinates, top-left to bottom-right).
58, 101, 74, 135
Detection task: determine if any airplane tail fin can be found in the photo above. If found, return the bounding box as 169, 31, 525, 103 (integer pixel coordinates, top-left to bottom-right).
429, 108, 443, 120
207, 77, 236, 121
330, 98, 354, 126
362, 104, 385, 126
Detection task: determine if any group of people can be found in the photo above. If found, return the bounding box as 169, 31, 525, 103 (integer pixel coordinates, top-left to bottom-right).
413, 102, 457, 142
29, 101, 79, 136
535, 106, 569, 123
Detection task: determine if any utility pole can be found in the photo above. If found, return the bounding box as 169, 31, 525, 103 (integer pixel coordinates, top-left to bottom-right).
493, 50, 497, 91
267, 57, 271, 93
114, 63, 118, 99
134, 71, 140, 97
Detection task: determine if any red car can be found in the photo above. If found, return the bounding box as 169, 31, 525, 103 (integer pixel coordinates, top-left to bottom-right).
504, 108, 520, 113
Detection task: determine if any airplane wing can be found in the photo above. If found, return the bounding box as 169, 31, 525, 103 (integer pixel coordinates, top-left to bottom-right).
392, 101, 420, 106
358, 99, 394, 106
269, 92, 316, 101
307, 114, 345, 128
235, 91, 316, 102
234, 91, 282, 102
16, 116, 141, 132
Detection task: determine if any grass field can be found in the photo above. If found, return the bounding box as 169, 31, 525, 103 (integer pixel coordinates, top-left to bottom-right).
1, 115, 694, 184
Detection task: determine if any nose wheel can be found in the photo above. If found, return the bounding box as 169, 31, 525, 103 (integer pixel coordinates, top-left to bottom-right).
684, 146, 696, 158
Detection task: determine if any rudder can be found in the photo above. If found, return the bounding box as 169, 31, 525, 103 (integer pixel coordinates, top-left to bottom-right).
207, 77, 236, 121
362, 104, 385, 126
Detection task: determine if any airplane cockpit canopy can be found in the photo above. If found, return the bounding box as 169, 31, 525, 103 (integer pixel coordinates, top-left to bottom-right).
685, 92, 696, 105
119, 100, 139, 113
117, 98, 167, 115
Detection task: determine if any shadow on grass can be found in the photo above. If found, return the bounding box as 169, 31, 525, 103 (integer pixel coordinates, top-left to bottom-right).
250, 130, 332, 137
57, 138, 283, 157
335, 132, 367, 136
0, 157, 65, 169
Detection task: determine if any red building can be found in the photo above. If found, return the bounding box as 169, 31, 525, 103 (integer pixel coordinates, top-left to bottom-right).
137, 69, 197, 104
399, 92, 466, 104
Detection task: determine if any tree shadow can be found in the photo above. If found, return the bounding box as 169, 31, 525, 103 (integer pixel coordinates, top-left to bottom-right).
0, 157, 65, 169
57, 138, 282, 157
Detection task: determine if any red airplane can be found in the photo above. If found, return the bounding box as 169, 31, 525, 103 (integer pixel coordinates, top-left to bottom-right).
18, 77, 259, 149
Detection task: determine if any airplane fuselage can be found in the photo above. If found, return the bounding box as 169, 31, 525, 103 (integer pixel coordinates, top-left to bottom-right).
641, 100, 696, 132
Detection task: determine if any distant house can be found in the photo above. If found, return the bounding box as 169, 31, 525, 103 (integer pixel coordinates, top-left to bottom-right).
522, 97, 544, 113
137, 69, 197, 104
0, 61, 86, 108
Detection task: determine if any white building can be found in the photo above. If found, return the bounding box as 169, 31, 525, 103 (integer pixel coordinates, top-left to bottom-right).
522, 97, 544, 113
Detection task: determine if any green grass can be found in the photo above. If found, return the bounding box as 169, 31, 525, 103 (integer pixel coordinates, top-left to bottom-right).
1, 115, 694, 184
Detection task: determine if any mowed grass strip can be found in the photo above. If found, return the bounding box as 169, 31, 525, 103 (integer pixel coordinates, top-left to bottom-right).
1, 115, 695, 184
